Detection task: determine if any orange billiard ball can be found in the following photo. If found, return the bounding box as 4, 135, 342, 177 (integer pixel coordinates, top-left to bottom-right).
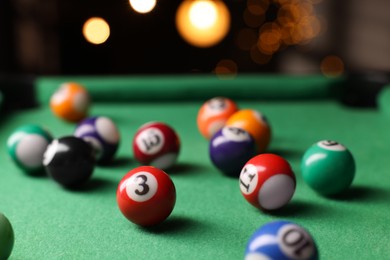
197, 97, 238, 139
50, 82, 90, 123
225, 109, 271, 153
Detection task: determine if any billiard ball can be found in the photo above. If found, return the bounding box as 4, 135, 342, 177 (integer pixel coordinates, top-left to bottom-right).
50, 82, 90, 122
197, 97, 238, 139
209, 126, 256, 177
7, 124, 53, 174
74, 116, 120, 164
43, 136, 95, 187
0, 213, 14, 260
116, 166, 176, 226
239, 154, 296, 211
225, 109, 271, 153
245, 221, 318, 260
133, 122, 180, 170
301, 140, 355, 196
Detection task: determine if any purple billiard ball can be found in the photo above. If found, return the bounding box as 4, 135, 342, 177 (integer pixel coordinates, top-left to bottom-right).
209, 126, 256, 177
74, 116, 120, 164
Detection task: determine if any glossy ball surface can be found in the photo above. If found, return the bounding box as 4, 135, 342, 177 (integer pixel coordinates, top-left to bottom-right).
0, 213, 14, 260
133, 122, 180, 170
116, 166, 176, 226
239, 154, 296, 211
7, 124, 53, 174
301, 140, 355, 196
43, 136, 95, 187
245, 221, 318, 260
225, 109, 271, 153
50, 82, 90, 122
74, 116, 120, 164
197, 97, 238, 139
209, 126, 256, 177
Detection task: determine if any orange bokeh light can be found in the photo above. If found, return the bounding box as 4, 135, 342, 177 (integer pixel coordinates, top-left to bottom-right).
176, 0, 231, 48
321, 55, 345, 77
215, 59, 238, 78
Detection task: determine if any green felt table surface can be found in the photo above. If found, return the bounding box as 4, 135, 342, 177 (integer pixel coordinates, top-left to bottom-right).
0, 75, 389, 259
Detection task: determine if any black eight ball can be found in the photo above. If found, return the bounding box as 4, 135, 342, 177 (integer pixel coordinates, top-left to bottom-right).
43, 136, 95, 187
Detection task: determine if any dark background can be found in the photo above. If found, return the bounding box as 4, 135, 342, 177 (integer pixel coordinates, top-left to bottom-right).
1, 0, 390, 76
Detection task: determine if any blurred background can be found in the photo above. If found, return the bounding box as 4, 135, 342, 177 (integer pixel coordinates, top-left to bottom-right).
1, 0, 390, 76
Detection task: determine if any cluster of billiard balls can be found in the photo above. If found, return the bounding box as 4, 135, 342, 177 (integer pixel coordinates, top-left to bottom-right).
198, 97, 271, 177
6, 119, 120, 187
6, 82, 181, 231
197, 97, 356, 259
3, 87, 357, 260
197, 97, 297, 210
7, 83, 181, 186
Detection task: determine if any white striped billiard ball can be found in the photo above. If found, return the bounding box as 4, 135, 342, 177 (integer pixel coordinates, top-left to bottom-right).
133, 122, 180, 170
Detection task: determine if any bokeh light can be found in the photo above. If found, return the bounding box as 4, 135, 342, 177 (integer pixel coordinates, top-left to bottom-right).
238, 0, 323, 65
129, 0, 157, 14
176, 0, 231, 48
214, 59, 238, 78
189, 1, 217, 29
320, 55, 345, 77
82, 17, 110, 45
257, 22, 282, 55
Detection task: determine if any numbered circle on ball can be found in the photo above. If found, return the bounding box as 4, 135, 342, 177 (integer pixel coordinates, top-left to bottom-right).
125, 172, 158, 202
206, 97, 227, 114
317, 140, 346, 151
239, 164, 259, 195
278, 224, 315, 259
222, 126, 251, 142
136, 128, 164, 155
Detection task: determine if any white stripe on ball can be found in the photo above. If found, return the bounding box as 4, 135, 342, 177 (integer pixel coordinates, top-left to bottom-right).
16, 134, 50, 168
258, 174, 295, 210
95, 117, 119, 144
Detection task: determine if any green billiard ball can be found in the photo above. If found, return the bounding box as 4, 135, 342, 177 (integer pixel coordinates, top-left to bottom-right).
7, 124, 53, 174
301, 140, 355, 196
0, 213, 14, 259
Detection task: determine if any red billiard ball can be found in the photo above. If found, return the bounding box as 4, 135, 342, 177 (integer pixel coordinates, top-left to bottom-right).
133, 122, 180, 170
116, 166, 176, 226
239, 154, 296, 211
197, 97, 238, 140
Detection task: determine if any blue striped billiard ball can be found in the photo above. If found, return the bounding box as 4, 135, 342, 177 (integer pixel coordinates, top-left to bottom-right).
209, 126, 256, 177
245, 221, 318, 260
